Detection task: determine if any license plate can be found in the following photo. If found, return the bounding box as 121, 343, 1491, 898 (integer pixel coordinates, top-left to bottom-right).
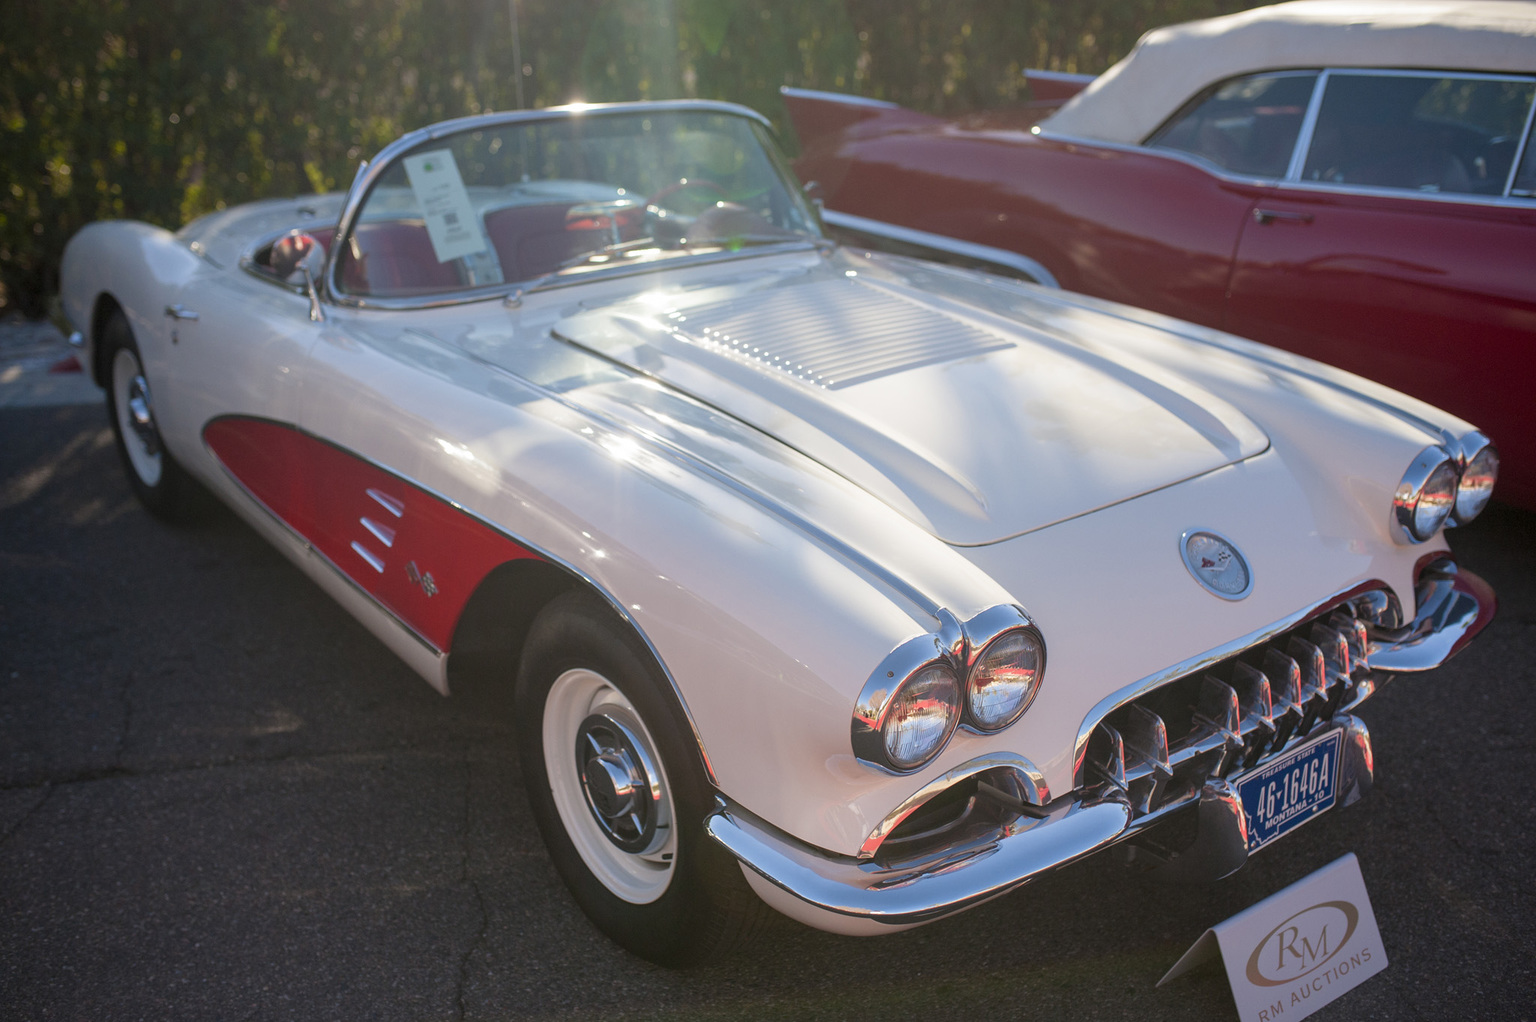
1237, 729, 1342, 852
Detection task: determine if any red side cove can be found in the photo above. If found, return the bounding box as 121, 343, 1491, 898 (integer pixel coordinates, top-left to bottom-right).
203, 417, 540, 651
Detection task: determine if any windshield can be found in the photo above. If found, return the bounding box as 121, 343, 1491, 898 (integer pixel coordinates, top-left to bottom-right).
336, 108, 822, 298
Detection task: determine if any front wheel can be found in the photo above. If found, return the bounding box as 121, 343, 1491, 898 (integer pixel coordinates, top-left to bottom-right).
102, 310, 208, 522
515, 591, 767, 965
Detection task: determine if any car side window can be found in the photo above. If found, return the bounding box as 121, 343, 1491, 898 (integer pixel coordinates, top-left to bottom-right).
1301, 73, 1536, 196
1507, 131, 1536, 198
1148, 72, 1318, 178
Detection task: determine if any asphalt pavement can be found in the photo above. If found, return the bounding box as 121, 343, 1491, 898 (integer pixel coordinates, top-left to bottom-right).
2, 318, 1534, 1020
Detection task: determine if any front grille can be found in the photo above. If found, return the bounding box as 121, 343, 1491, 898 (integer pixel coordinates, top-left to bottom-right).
1083, 591, 1387, 821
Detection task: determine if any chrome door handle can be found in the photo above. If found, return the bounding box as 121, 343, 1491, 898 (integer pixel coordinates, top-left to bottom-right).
163, 304, 200, 321
1252, 209, 1314, 225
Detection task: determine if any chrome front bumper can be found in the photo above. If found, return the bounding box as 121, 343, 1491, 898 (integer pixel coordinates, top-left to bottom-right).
705, 563, 1493, 931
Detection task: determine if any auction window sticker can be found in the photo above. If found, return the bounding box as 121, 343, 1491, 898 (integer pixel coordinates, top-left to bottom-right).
402, 149, 489, 264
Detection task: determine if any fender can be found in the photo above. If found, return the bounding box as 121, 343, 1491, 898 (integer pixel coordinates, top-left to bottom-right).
59, 221, 203, 387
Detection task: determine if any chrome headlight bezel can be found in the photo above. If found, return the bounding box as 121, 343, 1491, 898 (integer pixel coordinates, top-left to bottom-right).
852, 606, 1045, 774
1451, 431, 1498, 526
960, 606, 1046, 734
1393, 445, 1459, 544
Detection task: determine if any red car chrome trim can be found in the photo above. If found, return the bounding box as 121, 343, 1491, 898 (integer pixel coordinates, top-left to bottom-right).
203, 416, 541, 652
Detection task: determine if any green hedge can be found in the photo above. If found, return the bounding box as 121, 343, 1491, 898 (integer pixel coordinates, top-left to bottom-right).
0, 0, 1254, 316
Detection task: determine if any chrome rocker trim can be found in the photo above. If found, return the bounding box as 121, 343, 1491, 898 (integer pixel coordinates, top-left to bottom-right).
705, 563, 1491, 928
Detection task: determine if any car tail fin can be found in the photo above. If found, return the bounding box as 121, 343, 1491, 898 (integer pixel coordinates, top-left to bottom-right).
780, 88, 939, 155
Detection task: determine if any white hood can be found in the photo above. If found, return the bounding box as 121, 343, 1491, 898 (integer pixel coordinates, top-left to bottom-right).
553, 255, 1269, 546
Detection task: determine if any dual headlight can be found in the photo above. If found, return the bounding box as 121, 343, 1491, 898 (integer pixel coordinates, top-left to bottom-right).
1394, 431, 1498, 543
852, 607, 1045, 773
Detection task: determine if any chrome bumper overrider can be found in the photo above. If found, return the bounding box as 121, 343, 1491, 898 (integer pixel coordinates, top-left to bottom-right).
706, 562, 1493, 927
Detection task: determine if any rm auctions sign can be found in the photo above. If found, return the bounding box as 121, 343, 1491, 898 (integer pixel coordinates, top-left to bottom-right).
1160, 854, 1387, 1021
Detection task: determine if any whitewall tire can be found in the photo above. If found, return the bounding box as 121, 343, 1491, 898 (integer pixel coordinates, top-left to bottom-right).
514, 590, 767, 965
101, 309, 207, 522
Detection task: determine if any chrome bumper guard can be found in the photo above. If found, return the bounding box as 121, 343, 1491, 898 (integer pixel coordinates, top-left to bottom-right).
706, 562, 1493, 927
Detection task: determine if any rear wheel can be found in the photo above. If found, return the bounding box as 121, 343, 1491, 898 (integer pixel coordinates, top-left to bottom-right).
102, 310, 207, 522
514, 591, 767, 965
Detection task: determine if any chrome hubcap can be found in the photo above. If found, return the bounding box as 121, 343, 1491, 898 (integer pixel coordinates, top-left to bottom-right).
112, 347, 163, 488
543, 668, 675, 903
125, 375, 160, 455
577, 714, 660, 853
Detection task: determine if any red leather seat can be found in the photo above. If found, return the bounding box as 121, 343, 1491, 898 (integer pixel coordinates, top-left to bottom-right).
335, 221, 462, 296
484, 204, 610, 280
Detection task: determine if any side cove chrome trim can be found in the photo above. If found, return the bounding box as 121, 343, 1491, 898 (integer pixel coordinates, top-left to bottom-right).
199, 414, 724, 785
201, 430, 443, 658
820, 209, 1061, 288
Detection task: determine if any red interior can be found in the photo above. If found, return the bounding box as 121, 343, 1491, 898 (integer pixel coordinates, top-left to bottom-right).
328, 204, 616, 296
334, 221, 463, 295
483, 204, 612, 280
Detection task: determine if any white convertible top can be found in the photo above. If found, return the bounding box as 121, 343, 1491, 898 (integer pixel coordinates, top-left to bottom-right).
1042, 0, 1536, 144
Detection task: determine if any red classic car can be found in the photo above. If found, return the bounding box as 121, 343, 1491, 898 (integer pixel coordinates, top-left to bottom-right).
788, 0, 1536, 507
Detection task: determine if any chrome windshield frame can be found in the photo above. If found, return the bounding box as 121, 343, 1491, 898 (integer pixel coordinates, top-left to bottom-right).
322, 100, 820, 312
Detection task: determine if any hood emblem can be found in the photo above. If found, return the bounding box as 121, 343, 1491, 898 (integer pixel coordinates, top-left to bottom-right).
1180, 529, 1252, 600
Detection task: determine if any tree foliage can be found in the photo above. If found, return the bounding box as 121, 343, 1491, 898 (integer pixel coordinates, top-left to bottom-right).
0, 0, 1258, 315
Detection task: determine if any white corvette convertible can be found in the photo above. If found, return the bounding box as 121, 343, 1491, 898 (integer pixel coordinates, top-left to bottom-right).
60, 100, 1495, 964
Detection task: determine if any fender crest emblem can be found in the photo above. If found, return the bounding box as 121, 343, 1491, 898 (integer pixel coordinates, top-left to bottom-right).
405, 560, 438, 597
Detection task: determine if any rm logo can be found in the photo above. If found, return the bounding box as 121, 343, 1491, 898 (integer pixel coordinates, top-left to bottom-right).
1246, 901, 1359, 986
1159, 854, 1386, 1021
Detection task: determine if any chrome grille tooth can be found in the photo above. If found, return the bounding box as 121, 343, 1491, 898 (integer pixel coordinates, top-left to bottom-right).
1086, 723, 1127, 791
1188, 675, 1245, 777
1310, 623, 1356, 717
1122, 704, 1171, 767
1336, 601, 1379, 711
1349, 589, 1394, 628
1310, 623, 1351, 677
1332, 613, 1372, 674
1195, 675, 1241, 734
1350, 619, 1370, 670
1286, 635, 1329, 737
1257, 648, 1303, 752
1119, 704, 1173, 814
1230, 660, 1276, 768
